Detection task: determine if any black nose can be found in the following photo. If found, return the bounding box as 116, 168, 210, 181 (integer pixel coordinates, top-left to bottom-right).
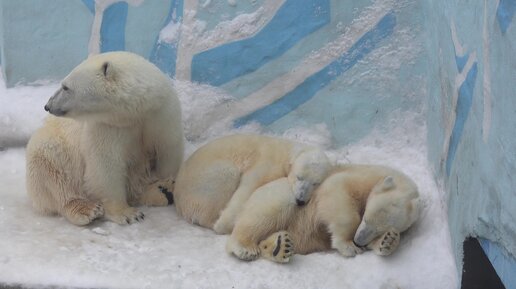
296, 199, 306, 206
44, 105, 50, 112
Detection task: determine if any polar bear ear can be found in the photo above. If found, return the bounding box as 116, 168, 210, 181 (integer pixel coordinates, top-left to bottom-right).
382, 176, 395, 191
102, 62, 109, 77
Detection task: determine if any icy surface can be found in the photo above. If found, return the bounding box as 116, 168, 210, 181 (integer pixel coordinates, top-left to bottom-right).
0, 80, 58, 148
0, 78, 457, 288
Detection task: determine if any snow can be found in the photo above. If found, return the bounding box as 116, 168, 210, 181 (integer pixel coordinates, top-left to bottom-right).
0, 80, 58, 148
0, 75, 457, 288
159, 21, 181, 44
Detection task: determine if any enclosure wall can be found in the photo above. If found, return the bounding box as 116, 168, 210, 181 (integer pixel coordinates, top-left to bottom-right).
422, 0, 516, 287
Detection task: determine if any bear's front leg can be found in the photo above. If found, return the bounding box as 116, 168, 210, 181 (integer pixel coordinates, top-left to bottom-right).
82, 124, 144, 225
226, 235, 261, 261
214, 165, 270, 234
325, 214, 364, 257
226, 178, 296, 262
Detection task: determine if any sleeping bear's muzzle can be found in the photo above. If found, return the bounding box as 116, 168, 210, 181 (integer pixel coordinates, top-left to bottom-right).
293, 180, 311, 206
353, 220, 379, 247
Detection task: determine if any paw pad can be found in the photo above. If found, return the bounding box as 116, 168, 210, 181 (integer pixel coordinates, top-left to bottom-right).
158, 186, 174, 205
374, 230, 400, 256
259, 231, 294, 263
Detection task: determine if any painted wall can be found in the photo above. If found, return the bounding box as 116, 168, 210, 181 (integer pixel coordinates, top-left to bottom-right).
0, 0, 170, 86
0, 0, 426, 147
423, 0, 516, 287
0, 0, 514, 286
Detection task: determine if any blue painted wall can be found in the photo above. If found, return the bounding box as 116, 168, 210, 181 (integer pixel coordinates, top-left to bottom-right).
0, 0, 92, 86
0, 0, 426, 148
423, 0, 516, 287
0, 0, 514, 286
191, 0, 331, 86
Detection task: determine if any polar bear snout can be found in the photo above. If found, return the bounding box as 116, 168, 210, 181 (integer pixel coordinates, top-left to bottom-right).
44, 102, 67, 116
44, 104, 67, 116
45, 89, 69, 116
292, 179, 317, 206
354, 221, 378, 247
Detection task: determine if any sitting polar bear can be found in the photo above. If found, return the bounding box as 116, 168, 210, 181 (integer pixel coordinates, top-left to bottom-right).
26, 51, 184, 226
173, 134, 332, 234
225, 164, 421, 262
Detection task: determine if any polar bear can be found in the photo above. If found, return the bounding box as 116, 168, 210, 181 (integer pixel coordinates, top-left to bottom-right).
225, 164, 421, 262
173, 134, 332, 234
26, 51, 184, 226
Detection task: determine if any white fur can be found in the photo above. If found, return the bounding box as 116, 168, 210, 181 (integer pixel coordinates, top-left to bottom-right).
172, 134, 332, 234
26, 51, 184, 226
226, 164, 421, 262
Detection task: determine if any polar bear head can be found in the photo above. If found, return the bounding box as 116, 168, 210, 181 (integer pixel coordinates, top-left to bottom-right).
44, 52, 170, 125
353, 176, 420, 247
288, 149, 332, 206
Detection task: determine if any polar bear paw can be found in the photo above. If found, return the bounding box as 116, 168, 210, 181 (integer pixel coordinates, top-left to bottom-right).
333, 239, 364, 257
226, 237, 260, 261
259, 231, 294, 263
63, 199, 104, 226
105, 206, 145, 225
372, 230, 400, 256
140, 178, 175, 206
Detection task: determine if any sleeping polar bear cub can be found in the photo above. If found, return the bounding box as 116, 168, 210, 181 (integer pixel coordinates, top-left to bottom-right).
26, 51, 184, 225
173, 134, 332, 234
226, 164, 421, 262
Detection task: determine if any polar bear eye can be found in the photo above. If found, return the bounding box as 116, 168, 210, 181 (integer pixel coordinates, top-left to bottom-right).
62, 85, 69, 91
313, 182, 320, 187
297, 176, 303, 181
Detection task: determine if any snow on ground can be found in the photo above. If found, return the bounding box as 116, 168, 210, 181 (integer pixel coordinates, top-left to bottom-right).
0, 77, 457, 289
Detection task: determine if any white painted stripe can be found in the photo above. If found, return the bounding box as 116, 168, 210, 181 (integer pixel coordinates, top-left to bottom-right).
175, 0, 285, 80
201, 0, 212, 9
88, 1, 105, 56
441, 49, 477, 165
482, 0, 493, 143
175, 0, 198, 80
202, 0, 395, 124
87, 0, 145, 56
450, 20, 466, 57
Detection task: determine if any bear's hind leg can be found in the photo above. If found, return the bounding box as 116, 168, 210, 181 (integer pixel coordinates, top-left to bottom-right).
26, 153, 63, 216
367, 229, 400, 256
27, 155, 103, 226
259, 231, 294, 263
62, 198, 104, 226
138, 178, 175, 206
